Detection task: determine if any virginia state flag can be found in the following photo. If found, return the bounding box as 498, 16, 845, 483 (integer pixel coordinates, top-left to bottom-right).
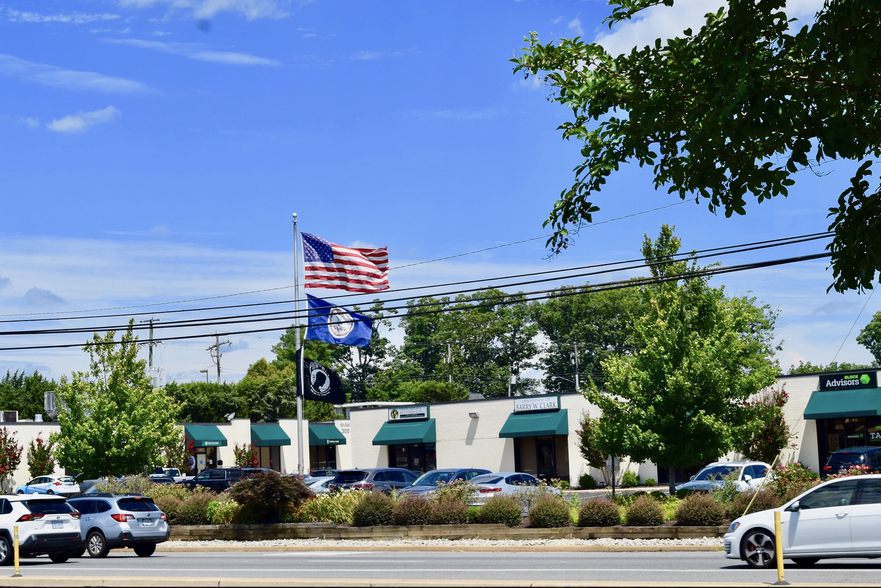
305, 294, 373, 347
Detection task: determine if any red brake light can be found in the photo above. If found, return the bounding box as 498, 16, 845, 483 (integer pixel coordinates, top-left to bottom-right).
160, 513, 167, 521
824, 465, 832, 472
70, 512, 81, 519
479, 488, 502, 493
352, 483, 374, 489
110, 513, 134, 523
17, 514, 44, 522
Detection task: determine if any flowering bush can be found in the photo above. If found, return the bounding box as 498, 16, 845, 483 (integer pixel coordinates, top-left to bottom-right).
27, 434, 56, 479
549, 478, 571, 490
430, 480, 477, 505
0, 428, 22, 490
740, 386, 791, 464
767, 462, 820, 501
826, 464, 871, 479
233, 443, 259, 468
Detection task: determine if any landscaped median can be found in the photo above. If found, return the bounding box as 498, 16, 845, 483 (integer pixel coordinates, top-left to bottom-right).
168, 522, 728, 542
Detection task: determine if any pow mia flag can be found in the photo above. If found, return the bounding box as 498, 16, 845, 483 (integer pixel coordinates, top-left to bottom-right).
296, 348, 345, 404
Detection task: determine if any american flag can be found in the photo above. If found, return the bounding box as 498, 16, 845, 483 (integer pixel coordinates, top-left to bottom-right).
302, 232, 389, 293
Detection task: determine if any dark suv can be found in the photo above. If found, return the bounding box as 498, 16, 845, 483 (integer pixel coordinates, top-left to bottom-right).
824, 446, 881, 476
328, 468, 419, 493
177, 467, 274, 492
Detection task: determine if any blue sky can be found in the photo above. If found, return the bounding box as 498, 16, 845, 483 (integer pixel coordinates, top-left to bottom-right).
1, 0, 873, 386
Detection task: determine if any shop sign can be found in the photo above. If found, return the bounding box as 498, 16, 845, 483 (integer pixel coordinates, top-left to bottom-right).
819, 371, 877, 391
202, 440, 222, 447
325, 438, 341, 445
388, 406, 429, 422
513, 395, 561, 413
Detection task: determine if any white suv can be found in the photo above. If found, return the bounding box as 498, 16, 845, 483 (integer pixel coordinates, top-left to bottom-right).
0, 495, 83, 564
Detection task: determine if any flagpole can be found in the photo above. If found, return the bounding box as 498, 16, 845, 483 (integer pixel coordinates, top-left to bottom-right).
293, 213, 304, 477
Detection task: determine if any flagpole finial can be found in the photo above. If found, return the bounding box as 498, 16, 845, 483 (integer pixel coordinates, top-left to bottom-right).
292, 212, 297, 220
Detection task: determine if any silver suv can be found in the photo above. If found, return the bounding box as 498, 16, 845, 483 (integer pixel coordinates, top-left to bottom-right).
0, 495, 83, 564
67, 494, 169, 557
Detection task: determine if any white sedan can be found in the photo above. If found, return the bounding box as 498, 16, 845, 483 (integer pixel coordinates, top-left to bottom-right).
14, 475, 80, 497
307, 476, 334, 494
724, 473, 881, 568
469, 472, 561, 507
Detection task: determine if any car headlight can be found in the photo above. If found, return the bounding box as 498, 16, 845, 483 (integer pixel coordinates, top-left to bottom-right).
728, 521, 740, 533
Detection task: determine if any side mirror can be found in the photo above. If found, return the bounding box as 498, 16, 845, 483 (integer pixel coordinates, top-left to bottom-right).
786, 501, 801, 512
689, 475, 696, 481
743, 474, 753, 482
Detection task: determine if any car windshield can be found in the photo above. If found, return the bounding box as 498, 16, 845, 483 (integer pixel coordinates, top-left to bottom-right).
828, 453, 866, 466
694, 465, 739, 481
117, 498, 159, 512
412, 471, 457, 486
470, 475, 503, 485
25, 500, 76, 515
57, 477, 77, 484
334, 471, 368, 484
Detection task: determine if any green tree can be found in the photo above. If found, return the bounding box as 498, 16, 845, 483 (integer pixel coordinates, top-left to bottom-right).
27, 434, 56, 479
239, 358, 338, 422
0, 428, 22, 491
857, 311, 881, 365
0, 370, 55, 421
739, 386, 791, 465
787, 360, 875, 374
51, 322, 180, 479
576, 414, 614, 486
532, 287, 639, 392
165, 381, 240, 423
585, 226, 780, 493
513, 0, 881, 292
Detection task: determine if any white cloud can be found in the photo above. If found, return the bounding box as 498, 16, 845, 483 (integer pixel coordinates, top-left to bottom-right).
409, 109, 501, 121
596, 0, 829, 57
350, 48, 416, 61
568, 17, 583, 36
152, 30, 172, 36
46, 106, 121, 134
0, 54, 150, 94
4, 9, 121, 25
22, 288, 65, 307
117, 0, 290, 20
103, 38, 281, 66
17, 117, 39, 128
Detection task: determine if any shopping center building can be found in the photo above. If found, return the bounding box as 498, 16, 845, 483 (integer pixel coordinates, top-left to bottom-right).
1, 368, 878, 488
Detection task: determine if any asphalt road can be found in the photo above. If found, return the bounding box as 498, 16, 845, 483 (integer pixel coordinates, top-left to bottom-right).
1, 551, 881, 586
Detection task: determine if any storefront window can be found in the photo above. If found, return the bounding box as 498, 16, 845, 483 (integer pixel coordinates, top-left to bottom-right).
820, 416, 881, 462
387, 443, 436, 473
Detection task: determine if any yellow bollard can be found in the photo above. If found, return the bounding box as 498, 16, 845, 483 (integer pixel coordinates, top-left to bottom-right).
773, 511, 788, 585
12, 525, 20, 577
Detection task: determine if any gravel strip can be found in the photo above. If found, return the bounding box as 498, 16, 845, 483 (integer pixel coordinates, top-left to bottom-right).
162, 537, 723, 549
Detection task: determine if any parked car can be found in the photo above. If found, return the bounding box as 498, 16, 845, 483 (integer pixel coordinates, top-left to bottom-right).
0, 494, 83, 564
328, 468, 420, 493
675, 461, 772, 493
469, 472, 561, 507
176, 467, 274, 492
307, 476, 334, 494
15, 475, 81, 497
724, 473, 881, 568
148, 475, 175, 485
823, 446, 881, 476
400, 468, 491, 497
310, 468, 340, 477
68, 494, 169, 558
161, 468, 190, 483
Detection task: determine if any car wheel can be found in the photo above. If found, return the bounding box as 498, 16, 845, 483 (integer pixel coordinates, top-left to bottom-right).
791, 557, 819, 567
0, 536, 11, 566
49, 553, 69, 563
47, 490, 55, 495
742, 529, 776, 569
86, 531, 109, 558
15, 491, 22, 495
133, 544, 155, 557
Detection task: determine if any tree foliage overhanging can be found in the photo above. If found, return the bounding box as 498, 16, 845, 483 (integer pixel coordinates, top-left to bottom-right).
512, 0, 881, 292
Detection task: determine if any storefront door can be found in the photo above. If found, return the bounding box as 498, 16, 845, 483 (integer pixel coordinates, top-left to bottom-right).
536, 437, 556, 481
388, 443, 436, 473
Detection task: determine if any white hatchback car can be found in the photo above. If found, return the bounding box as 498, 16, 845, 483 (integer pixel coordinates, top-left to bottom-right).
15, 475, 81, 497
676, 461, 771, 493
0, 495, 83, 564
724, 473, 881, 568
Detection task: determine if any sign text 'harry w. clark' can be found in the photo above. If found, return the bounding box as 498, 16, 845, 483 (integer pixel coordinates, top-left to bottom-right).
513, 396, 561, 413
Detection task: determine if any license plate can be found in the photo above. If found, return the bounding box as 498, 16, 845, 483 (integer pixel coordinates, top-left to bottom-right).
141, 520, 153, 526
51, 521, 63, 529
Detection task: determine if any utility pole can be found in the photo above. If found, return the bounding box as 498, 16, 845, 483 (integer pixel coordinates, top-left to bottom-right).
571, 342, 580, 392
140, 317, 162, 387
207, 333, 231, 384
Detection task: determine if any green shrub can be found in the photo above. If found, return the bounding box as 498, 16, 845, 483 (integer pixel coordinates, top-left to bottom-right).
577, 498, 621, 527
767, 462, 820, 501
231, 502, 273, 524
549, 478, 570, 490
649, 490, 667, 502
467, 506, 480, 524
675, 488, 696, 500
644, 478, 657, 487
674, 493, 725, 526
578, 473, 597, 489
351, 491, 394, 527
391, 496, 433, 526
528, 494, 572, 528
290, 491, 360, 525
620, 471, 640, 488
228, 471, 312, 524
95, 475, 158, 495
153, 496, 182, 525
624, 495, 664, 526
475, 495, 522, 527
145, 483, 195, 501
431, 480, 477, 505
206, 498, 240, 525
709, 472, 743, 505
431, 500, 470, 525
727, 489, 782, 520
175, 492, 215, 525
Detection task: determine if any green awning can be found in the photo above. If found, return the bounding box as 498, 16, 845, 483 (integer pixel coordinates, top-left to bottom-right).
185, 425, 228, 448
309, 424, 347, 446
372, 419, 436, 445
251, 424, 291, 447
499, 409, 569, 438
804, 389, 881, 419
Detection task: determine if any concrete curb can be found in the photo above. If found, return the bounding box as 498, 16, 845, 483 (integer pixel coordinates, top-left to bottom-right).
154, 544, 723, 552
